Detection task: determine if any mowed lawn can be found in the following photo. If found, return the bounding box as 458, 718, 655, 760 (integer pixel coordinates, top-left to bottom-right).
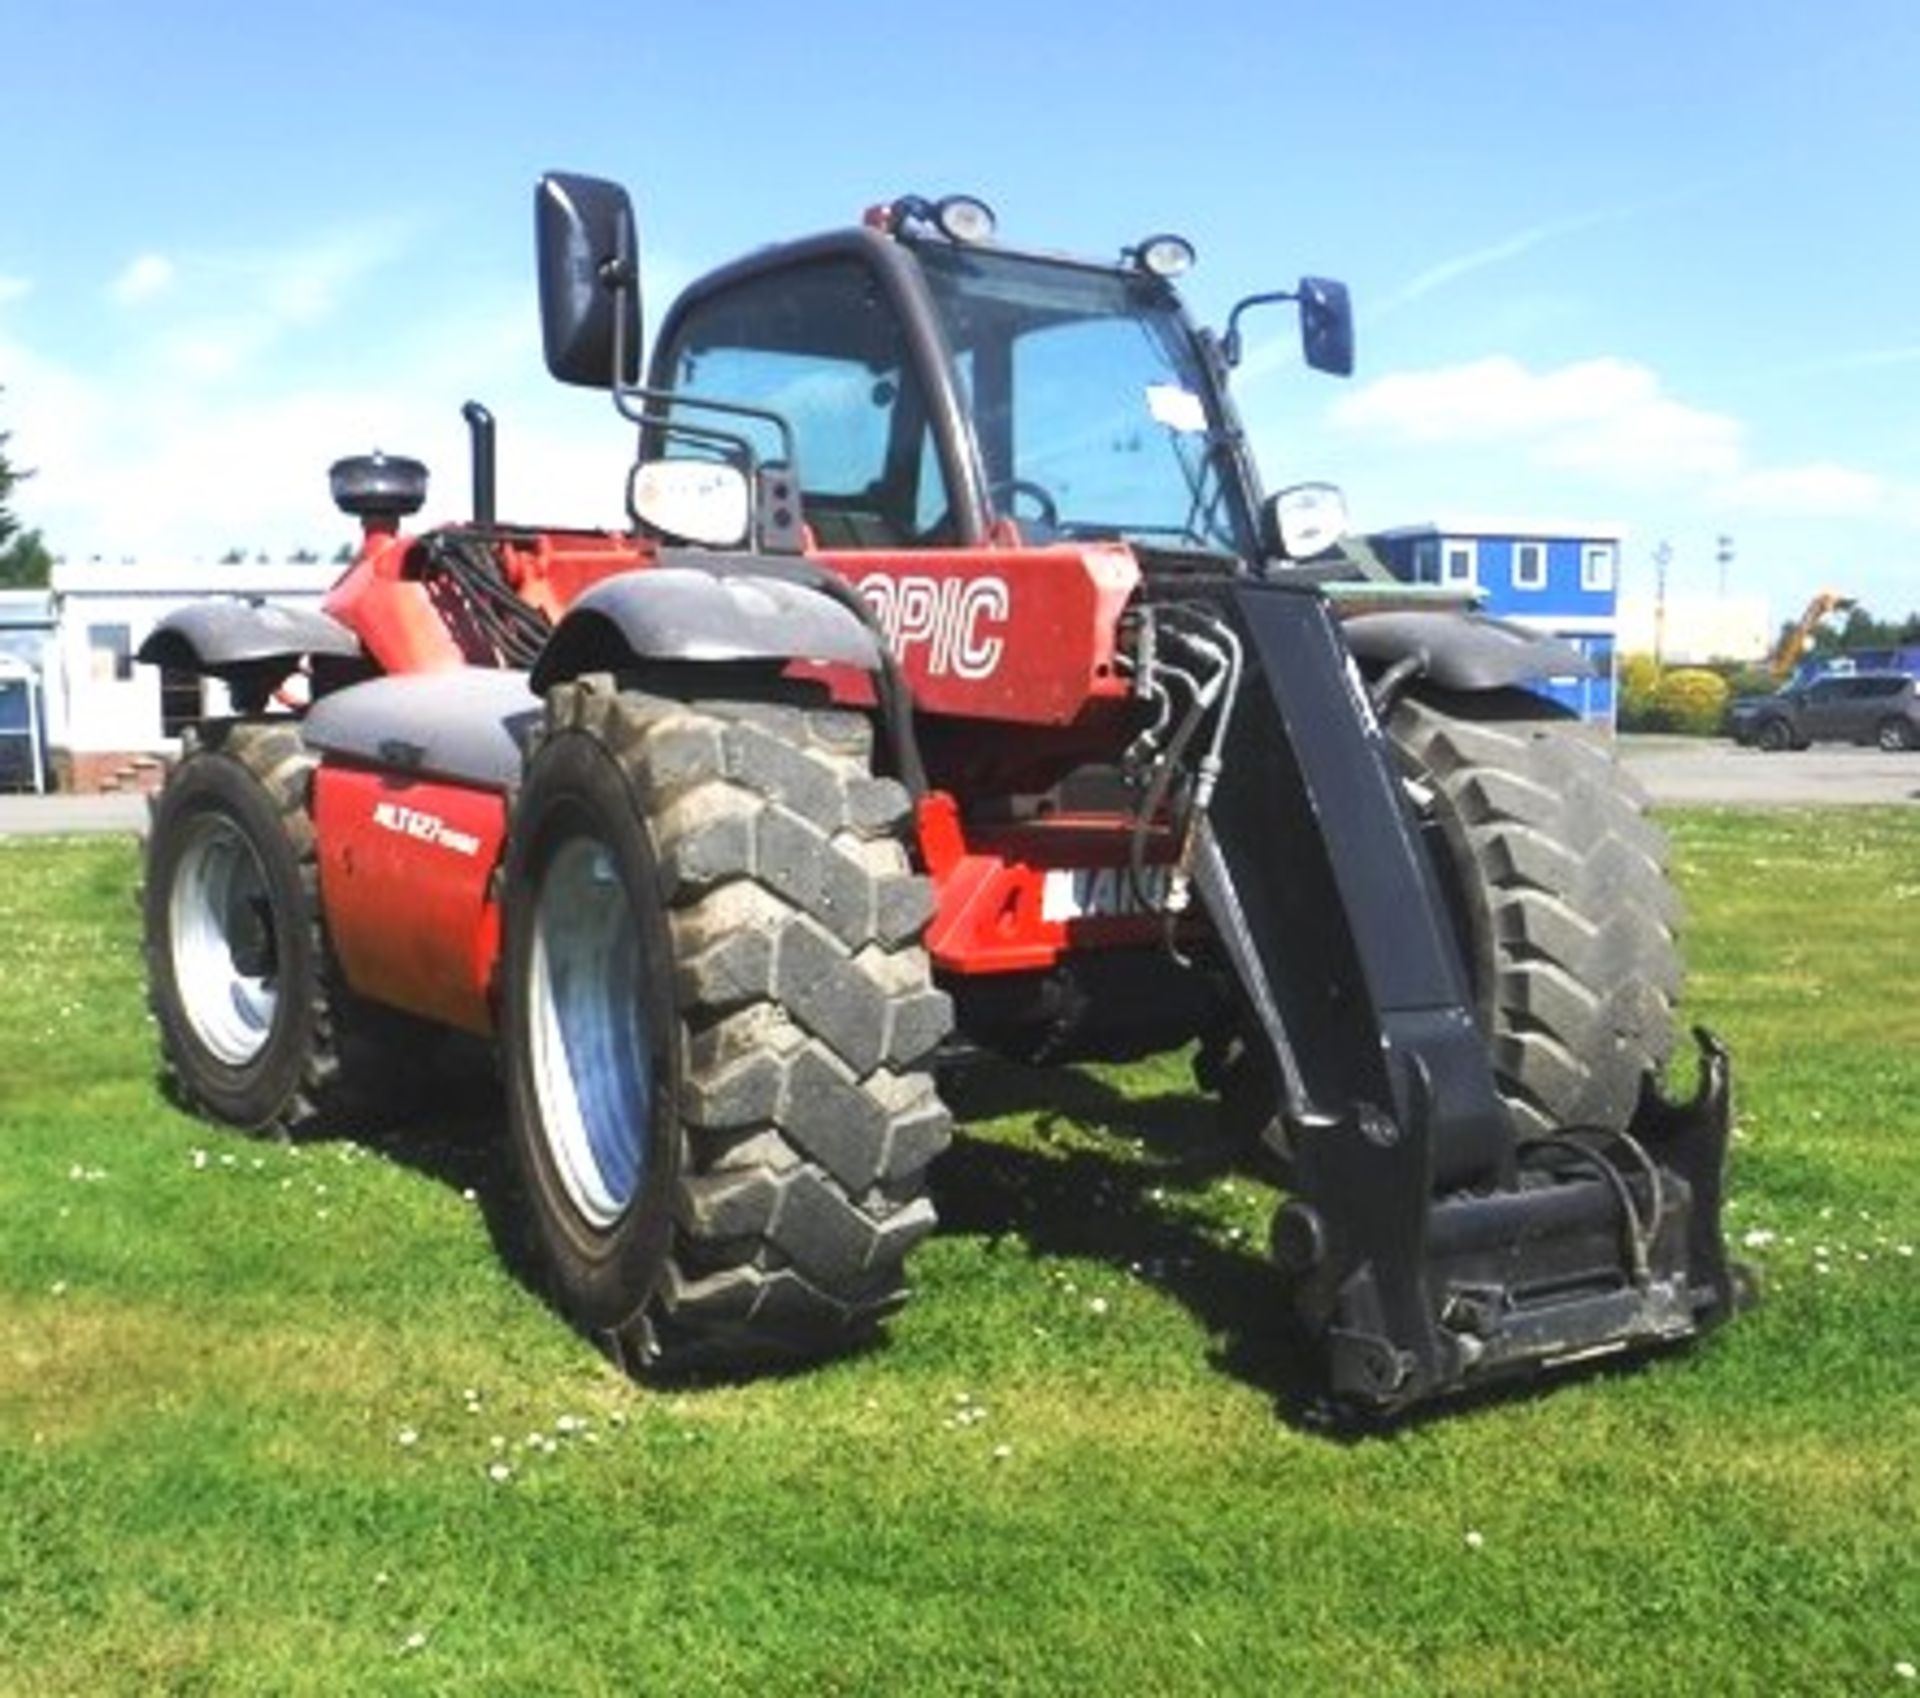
2, 809, 1916, 1696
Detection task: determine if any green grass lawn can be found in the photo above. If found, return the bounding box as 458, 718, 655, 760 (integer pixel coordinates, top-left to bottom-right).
2, 810, 1917, 1696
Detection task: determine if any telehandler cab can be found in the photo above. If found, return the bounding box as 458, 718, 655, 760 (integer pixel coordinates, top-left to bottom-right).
140, 173, 1742, 1418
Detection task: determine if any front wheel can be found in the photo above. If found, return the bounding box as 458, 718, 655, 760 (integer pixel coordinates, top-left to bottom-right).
143, 723, 342, 1131
1755, 717, 1794, 752
501, 679, 953, 1373
1875, 716, 1916, 752
1388, 691, 1684, 1141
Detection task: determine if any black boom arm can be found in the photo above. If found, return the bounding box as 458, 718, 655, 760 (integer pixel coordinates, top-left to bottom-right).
1171, 580, 1741, 1416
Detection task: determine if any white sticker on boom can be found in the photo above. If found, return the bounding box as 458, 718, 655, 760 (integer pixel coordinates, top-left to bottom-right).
1145, 384, 1207, 434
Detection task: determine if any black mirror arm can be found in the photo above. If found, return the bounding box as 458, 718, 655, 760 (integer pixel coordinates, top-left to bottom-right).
1221, 289, 1302, 368
608, 267, 638, 394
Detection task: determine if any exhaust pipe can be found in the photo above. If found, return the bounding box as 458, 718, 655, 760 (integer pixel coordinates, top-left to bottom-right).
462, 400, 496, 527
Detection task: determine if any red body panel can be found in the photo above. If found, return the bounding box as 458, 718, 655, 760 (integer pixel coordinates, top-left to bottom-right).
324, 527, 657, 673
323, 533, 468, 674
820, 543, 1138, 725
495, 530, 662, 622
311, 766, 507, 1034
325, 520, 1136, 729
916, 792, 1173, 975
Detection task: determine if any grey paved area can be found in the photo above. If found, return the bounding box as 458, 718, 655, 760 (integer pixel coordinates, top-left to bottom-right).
0, 792, 150, 838
0, 739, 1912, 838
1617, 736, 1920, 808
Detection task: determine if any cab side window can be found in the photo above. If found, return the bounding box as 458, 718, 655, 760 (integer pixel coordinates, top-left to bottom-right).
656, 259, 946, 549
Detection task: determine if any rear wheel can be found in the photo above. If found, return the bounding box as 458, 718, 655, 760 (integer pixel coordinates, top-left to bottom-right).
1875, 716, 1916, 752
144, 722, 343, 1132
502, 678, 952, 1373
1388, 690, 1683, 1140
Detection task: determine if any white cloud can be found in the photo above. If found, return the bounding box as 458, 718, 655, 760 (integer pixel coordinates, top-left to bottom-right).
1717, 463, 1886, 517
99, 224, 418, 386
248, 224, 408, 326
1542, 393, 1744, 482
1324, 351, 1920, 578
156, 327, 261, 381
0, 308, 631, 564
1, 195, 652, 563
0, 337, 108, 492
110, 253, 176, 306
1332, 355, 1743, 482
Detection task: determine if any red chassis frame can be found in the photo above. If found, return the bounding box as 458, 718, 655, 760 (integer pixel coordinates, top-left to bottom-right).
309, 528, 1167, 1036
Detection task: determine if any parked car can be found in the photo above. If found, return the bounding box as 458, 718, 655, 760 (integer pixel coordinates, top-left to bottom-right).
1729, 671, 1920, 751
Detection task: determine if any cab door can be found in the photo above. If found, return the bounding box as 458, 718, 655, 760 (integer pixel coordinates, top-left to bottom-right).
646, 254, 955, 552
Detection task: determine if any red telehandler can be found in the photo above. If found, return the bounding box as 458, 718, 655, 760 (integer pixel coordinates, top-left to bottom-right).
139, 174, 1743, 1418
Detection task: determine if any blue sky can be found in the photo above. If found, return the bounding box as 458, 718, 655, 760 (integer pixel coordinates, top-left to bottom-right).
4, 0, 1917, 625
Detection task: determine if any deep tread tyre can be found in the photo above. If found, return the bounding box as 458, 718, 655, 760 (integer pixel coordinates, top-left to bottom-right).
143, 721, 344, 1133
501, 680, 952, 1373
1388, 690, 1683, 1140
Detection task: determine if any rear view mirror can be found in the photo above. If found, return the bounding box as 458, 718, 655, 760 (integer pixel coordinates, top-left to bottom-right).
536, 172, 642, 388
1298, 277, 1354, 377
1220, 277, 1356, 378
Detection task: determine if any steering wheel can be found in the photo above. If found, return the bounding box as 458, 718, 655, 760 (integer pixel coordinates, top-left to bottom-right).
916, 477, 1061, 544
987, 477, 1060, 534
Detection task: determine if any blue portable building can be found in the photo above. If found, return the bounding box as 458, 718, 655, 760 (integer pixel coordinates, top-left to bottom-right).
1366, 519, 1622, 725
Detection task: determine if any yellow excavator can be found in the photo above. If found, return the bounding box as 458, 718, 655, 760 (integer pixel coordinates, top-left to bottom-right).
1768, 589, 1856, 681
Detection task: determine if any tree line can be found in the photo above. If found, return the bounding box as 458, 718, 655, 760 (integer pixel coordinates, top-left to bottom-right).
0, 387, 52, 588
1800, 605, 1920, 654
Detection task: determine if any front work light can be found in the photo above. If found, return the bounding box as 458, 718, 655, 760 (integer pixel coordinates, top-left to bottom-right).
933, 195, 997, 243
1132, 234, 1196, 278
873, 194, 998, 243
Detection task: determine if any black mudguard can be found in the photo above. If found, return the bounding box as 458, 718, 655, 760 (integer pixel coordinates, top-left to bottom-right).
302, 668, 541, 790
1341, 607, 1591, 691
530, 559, 881, 691
137, 600, 362, 685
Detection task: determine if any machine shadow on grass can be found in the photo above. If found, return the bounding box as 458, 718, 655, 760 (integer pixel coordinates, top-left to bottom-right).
156, 1036, 546, 1301
204, 1043, 1610, 1429
937, 1061, 1705, 1434
311, 1046, 1314, 1409
917, 1058, 1334, 1421
335, 1037, 539, 1279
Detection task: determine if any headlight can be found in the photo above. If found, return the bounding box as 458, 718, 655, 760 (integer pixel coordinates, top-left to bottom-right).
1269, 482, 1348, 560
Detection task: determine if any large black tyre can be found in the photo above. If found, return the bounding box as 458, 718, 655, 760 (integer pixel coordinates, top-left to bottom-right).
501, 677, 953, 1373
1387, 690, 1683, 1141
143, 722, 345, 1132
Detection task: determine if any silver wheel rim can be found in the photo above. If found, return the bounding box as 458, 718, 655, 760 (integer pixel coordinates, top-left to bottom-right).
527, 833, 653, 1228
169, 813, 280, 1067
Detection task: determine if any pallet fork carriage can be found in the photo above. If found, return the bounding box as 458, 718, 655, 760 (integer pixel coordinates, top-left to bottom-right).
141, 172, 1745, 1419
